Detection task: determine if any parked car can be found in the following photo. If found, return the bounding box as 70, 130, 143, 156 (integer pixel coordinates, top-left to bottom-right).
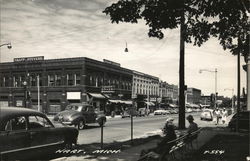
228, 111, 249, 131
138, 108, 147, 117
186, 108, 193, 113
121, 108, 138, 118
200, 109, 213, 121
0, 107, 78, 160
154, 109, 168, 115
54, 103, 106, 130
169, 109, 178, 114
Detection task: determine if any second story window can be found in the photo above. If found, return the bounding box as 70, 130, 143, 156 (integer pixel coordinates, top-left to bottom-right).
76, 73, 81, 85
55, 74, 62, 86
48, 75, 55, 86
67, 74, 74, 86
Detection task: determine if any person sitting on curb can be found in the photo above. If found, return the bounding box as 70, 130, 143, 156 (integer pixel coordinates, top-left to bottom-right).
139, 118, 177, 160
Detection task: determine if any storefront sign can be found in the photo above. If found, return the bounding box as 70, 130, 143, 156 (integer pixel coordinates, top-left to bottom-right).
14, 56, 44, 62
67, 92, 81, 100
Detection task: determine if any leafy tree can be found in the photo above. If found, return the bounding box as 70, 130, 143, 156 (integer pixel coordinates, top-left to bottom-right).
103, 0, 249, 128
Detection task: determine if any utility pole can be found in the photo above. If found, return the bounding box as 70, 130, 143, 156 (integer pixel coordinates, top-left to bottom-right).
236, 38, 241, 132
178, 1, 186, 129
37, 75, 40, 112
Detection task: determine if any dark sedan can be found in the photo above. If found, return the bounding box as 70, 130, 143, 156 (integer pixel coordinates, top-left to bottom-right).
0, 107, 78, 160
228, 111, 249, 131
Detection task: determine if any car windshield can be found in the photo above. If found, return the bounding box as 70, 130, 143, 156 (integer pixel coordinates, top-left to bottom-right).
66, 105, 83, 112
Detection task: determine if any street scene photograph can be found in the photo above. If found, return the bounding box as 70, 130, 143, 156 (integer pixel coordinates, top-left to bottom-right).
0, 0, 249, 161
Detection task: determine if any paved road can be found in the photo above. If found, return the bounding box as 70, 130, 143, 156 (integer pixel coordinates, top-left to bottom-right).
77, 112, 208, 145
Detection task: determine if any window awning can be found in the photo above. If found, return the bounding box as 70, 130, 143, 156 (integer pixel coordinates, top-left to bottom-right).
87, 93, 106, 99
120, 100, 133, 105
145, 102, 155, 106
108, 100, 133, 104
108, 99, 121, 103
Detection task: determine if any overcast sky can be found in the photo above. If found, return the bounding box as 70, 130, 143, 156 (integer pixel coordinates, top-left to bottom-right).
0, 0, 246, 97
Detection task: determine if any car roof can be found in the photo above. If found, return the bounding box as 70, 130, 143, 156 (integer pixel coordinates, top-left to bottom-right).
0, 107, 46, 122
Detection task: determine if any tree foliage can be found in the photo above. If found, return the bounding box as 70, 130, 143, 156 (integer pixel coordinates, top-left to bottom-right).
103, 0, 249, 59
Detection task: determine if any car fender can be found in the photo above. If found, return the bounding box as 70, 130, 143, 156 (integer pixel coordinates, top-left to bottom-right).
97, 116, 106, 123
72, 116, 86, 125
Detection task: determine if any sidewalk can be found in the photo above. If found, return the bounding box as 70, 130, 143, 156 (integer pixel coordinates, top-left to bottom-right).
50, 114, 236, 161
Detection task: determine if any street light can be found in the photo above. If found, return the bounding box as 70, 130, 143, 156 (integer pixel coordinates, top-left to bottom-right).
0, 42, 12, 63
0, 42, 12, 49
224, 88, 234, 113
124, 41, 128, 52
199, 68, 218, 108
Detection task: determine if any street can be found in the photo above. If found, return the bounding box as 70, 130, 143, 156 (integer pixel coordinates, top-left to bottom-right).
76, 112, 217, 145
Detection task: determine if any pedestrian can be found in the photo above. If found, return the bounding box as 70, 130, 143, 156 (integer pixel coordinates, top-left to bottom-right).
186, 115, 199, 144
221, 108, 228, 124
186, 115, 198, 134
214, 108, 221, 125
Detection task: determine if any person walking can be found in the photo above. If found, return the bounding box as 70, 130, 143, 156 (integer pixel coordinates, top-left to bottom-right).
221, 108, 228, 124
214, 108, 221, 125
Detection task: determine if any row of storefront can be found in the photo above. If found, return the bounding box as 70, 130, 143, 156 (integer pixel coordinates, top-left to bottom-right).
0, 56, 161, 115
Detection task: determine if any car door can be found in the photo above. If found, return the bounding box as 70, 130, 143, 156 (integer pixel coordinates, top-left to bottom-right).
239, 112, 249, 130
27, 115, 64, 150
0, 116, 30, 159
86, 106, 96, 123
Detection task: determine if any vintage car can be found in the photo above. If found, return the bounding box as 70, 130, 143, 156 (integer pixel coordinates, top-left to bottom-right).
53, 103, 107, 130
200, 109, 214, 121
154, 109, 169, 115
0, 107, 78, 160
228, 111, 249, 131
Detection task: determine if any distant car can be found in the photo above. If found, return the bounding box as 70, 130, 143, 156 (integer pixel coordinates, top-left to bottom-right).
122, 108, 138, 118
228, 111, 249, 131
154, 109, 168, 115
54, 103, 106, 130
169, 109, 178, 114
200, 109, 213, 121
138, 108, 148, 117
186, 108, 193, 113
0, 107, 78, 160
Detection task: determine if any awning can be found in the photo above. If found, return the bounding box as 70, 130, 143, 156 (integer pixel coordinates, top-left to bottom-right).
87, 93, 106, 99
169, 104, 178, 108
120, 100, 133, 105
145, 102, 155, 106
108, 100, 133, 104
108, 99, 121, 103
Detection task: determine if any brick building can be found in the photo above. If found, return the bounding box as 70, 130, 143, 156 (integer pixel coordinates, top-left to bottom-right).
0, 57, 132, 114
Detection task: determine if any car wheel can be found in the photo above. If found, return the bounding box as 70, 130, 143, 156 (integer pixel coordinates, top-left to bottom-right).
78, 120, 85, 130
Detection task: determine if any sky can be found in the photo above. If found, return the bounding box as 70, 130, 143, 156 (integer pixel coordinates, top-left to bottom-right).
0, 0, 246, 97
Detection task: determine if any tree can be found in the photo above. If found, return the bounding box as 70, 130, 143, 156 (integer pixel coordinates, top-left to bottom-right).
103, 0, 249, 129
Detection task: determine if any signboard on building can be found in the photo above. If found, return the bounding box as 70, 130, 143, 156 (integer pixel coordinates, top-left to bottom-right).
14, 56, 44, 62
67, 92, 81, 100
